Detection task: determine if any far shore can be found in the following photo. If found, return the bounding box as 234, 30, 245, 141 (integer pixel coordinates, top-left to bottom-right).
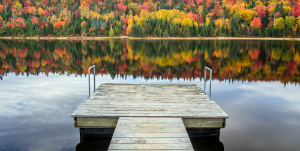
0, 36, 299, 41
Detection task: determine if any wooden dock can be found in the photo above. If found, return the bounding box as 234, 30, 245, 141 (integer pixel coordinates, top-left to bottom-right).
109, 117, 193, 150
72, 83, 228, 150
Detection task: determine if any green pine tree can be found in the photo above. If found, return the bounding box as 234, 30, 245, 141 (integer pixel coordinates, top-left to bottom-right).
216, 27, 221, 37
163, 29, 169, 37
201, 25, 207, 37
280, 2, 284, 17
207, 24, 214, 37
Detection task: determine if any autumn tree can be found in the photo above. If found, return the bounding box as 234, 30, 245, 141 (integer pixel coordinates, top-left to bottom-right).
250, 17, 262, 36
274, 17, 285, 37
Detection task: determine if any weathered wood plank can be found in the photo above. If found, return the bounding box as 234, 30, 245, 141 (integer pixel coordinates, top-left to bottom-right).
112, 132, 189, 138
76, 117, 118, 127
75, 117, 226, 128
74, 108, 224, 112
110, 138, 191, 144
108, 144, 194, 150
72, 111, 226, 115
183, 118, 225, 128
72, 83, 229, 119
108, 117, 194, 150
72, 114, 228, 118
109, 150, 194, 151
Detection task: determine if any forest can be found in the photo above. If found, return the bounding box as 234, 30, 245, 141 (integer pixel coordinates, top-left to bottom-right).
0, 39, 299, 84
1, 0, 300, 37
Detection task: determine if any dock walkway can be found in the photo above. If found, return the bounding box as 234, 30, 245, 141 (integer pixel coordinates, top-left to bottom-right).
108, 117, 193, 150
72, 83, 228, 150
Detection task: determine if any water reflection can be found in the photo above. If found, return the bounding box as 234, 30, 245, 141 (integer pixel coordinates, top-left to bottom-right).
76, 136, 224, 151
76, 128, 224, 151
0, 40, 300, 84
1, 40, 300, 151
76, 137, 112, 151
190, 136, 224, 151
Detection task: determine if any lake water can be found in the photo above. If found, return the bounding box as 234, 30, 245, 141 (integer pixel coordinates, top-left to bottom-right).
0, 40, 300, 151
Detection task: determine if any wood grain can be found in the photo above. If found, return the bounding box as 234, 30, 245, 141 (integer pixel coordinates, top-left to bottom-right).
71, 83, 228, 118
108, 117, 194, 150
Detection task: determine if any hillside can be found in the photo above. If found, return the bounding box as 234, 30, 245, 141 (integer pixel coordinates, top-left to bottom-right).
0, 0, 299, 37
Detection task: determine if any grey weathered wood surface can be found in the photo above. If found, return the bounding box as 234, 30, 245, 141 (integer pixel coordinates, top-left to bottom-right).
71, 83, 228, 118
108, 117, 194, 150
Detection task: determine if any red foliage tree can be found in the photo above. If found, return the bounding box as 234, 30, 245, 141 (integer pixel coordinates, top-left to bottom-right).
21, 23, 27, 29
291, 4, 300, 17
248, 49, 260, 60
140, 5, 148, 12
117, 2, 127, 13
101, 27, 104, 34
44, 9, 50, 17
31, 17, 38, 25
196, 0, 203, 7
257, 10, 266, 18
211, 1, 220, 19
38, 21, 44, 28
74, 10, 80, 18
250, 17, 262, 29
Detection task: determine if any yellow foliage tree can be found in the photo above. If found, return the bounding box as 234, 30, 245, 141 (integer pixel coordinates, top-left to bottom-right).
28, 6, 36, 16
197, 5, 203, 15
172, 18, 181, 25
181, 18, 192, 27
79, 4, 89, 18
224, 19, 231, 30
38, 7, 43, 16
283, 7, 291, 16
214, 19, 224, 28
205, 17, 210, 26
297, 16, 300, 27
241, 9, 253, 23
138, 10, 149, 25
274, 17, 285, 30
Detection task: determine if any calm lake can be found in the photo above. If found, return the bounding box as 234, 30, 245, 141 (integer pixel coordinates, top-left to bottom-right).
0, 39, 300, 151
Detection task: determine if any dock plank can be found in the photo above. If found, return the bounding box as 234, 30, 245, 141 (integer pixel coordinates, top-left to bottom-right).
108, 117, 194, 150
71, 83, 228, 118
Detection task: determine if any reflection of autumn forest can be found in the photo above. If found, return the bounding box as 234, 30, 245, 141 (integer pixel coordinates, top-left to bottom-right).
2, 0, 300, 37
0, 40, 300, 84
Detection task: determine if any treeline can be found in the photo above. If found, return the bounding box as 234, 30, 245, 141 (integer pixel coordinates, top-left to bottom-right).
1, 0, 300, 37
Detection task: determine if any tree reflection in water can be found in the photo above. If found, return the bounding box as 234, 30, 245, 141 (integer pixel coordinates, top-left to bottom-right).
1, 39, 299, 84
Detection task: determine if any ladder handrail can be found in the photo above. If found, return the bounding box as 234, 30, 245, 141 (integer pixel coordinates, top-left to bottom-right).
0, 73, 3, 80
88, 65, 95, 98
204, 66, 212, 99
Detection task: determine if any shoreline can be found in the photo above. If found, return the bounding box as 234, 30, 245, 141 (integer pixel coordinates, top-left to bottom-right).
0, 36, 299, 41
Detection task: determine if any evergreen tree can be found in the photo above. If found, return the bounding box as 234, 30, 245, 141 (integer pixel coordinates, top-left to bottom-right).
274, 3, 279, 16
0, 24, 7, 36
262, 10, 269, 28
194, 26, 199, 37
232, 28, 237, 37
216, 27, 221, 37
265, 28, 269, 37
163, 29, 169, 37
183, 26, 190, 37
138, 24, 145, 37
201, 25, 207, 37
207, 23, 214, 37
280, 2, 284, 17
146, 24, 152, 36
130, 24, 138, 37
